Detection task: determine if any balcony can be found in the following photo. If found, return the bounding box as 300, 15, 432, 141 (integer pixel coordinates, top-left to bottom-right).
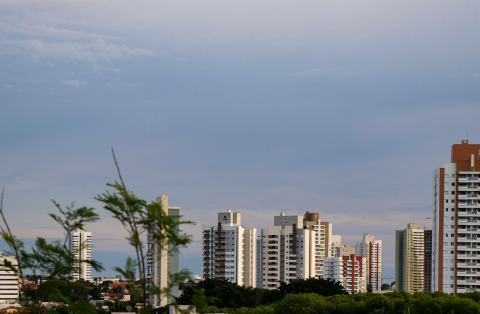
458, 219, 480, 225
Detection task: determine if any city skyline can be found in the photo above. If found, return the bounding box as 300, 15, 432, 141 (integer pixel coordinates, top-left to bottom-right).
2, 0, 480, 283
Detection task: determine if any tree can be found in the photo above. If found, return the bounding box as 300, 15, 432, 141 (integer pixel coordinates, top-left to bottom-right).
89, 285, 102, 300
177, 278, 263, 309
0, 188, 104, 314
95, 150, 194, 312
276, 277, 348, 299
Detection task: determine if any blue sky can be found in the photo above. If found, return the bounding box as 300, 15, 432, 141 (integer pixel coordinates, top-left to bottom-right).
1, 0, 480, 281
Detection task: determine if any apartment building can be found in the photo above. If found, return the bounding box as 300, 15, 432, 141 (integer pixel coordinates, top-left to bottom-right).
433, 140, 480, 294
324, 245, 367, 294
147, 194, 180, 307
257, 213, 316, 289
0, 253, 18, 302
69, 229, 92, 281
395, 223, 431, 292
303, 211, 341, 278
202, 211, 257, 287
355, 234, 382, 291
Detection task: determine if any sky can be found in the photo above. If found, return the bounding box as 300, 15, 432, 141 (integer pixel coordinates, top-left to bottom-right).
1, 0, 480, 282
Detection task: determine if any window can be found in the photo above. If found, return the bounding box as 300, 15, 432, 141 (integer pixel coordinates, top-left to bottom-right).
452, 200, 455, 203
451, 242, 454, 245
446, 208, 449, 211
451, 225, 455, 228
451, 217, 454, 220
451, 191, 455, 195
452, 183, 456, 186
451, 251, 454, 254
451, 234, 455, 237
446, 200, 449, 203
446, 234, 448, 237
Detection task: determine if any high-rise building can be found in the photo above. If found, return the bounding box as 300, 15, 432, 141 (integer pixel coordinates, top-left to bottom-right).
147, 194, 180, 307
433, 140, 480, 294
303, 211, 331, 278
329, 234, 343, 258
0, 252, 18, 302
355, 234, 382, 291
257, 213, 316, 289
69, 229, 92, 281
202, 210, 257, 287
424, 230, 433, 292
324, 245, 367, 294
395, 223, 430, 292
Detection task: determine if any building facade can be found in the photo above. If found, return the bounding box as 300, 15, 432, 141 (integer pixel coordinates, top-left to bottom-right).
202, 211, 257, 287
0, 252, 18, 302
147, 194, 180, 307
355, 234, 382, 291
69, 229, 92, 281
433, 140, 480, 294
324, 246, 367, 294
257, 213, 320, 289
395, 223, 430, 292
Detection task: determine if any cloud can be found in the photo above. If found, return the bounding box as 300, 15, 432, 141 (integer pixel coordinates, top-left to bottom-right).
0, 38, 154, 63
63, 80, 86, 87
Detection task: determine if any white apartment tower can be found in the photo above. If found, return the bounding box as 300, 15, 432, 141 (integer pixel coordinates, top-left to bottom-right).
257, 213, 315, 289
147, 194, 180, 307
202, 211, 257, 287
69, 229, 92, 281
0, 252, 19, 302
433, 140, 480, 294
324, 245, 367, 294
356, 234, 382, 291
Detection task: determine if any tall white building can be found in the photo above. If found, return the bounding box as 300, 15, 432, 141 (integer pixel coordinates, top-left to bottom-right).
324, 245, 367, 294
202, 211, 257, 287
433, 140, 480, 294
303, 212, 328, 278
69, 229, 92, 281
356, 234, 382, 291
147, 194, 180, 307
257, 213, 316, 289
0, 252, 18, 302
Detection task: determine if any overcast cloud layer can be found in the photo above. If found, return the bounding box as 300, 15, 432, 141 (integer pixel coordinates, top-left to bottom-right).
2, 0, 480, 279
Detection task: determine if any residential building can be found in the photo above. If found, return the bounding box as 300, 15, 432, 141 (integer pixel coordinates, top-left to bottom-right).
303, 211, 337, 277
356, 234, 382, 291
147, 194, 180, 307
395, 223, 430, 292
329, 234, 343, 258
257, 213, 316, 289
424, 230, 433, 292
202, 211, 257, 287
324, 245, 367, 294
69, 229, 92, 281
0, 252, 18, 302
433, 140, 480, 294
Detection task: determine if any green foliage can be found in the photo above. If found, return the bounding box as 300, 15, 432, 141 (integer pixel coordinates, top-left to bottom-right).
277, 277, 348, 299
177, 277, 348, 310
191, 289, 480, 314
177, 278, 264, 309
96, 172, 194, 312
275, 293, 333, 314
0, 195, 104, 314
88, 285, 102, 300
